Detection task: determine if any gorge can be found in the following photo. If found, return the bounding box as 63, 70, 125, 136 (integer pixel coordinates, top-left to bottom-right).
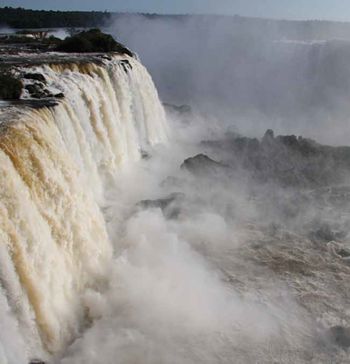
0, 21, 350, 364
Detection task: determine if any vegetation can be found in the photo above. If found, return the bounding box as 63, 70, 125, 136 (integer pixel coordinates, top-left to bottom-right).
2, 6, 350, 42
0, 7, 110, 28
0, 72, 23, 100
56, 29, 132, 55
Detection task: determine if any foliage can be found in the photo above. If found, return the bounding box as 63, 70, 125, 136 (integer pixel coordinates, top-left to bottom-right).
0, 7, 110, 28
56, 29, 132, 55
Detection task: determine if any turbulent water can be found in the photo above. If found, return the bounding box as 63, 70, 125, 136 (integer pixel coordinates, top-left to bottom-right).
0, 55, 167, 362
1, 48, 350, 364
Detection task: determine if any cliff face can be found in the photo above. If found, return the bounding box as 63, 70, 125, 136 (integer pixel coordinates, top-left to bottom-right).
0, 51, 168, 360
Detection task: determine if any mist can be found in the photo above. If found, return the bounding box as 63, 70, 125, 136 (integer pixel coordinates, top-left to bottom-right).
57, 98, 350, 363
106, 14, 350, 145
48, 13, 350, 364
1, 11, 349, 364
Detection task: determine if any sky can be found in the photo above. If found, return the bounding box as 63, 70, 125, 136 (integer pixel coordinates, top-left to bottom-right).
1, 0, 350, 21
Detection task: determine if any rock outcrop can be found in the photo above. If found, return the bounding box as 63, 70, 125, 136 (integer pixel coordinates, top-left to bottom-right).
200, 130, 350, 187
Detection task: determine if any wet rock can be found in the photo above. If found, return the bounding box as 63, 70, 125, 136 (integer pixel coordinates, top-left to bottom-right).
1, 99, 58, 108
54, 92, 64, 98
328, 326, 350, 349
0, 72, 23, 100
262, 129, 274, 144
181, 154, 228, 176
201, 129, 350, 187
25, 83, 62, 99
23, 73, 46, 83
163, 103, 191, 114
120, 59, 132, 72
276, 134, 299, 148
25, 83, 46, 99
137, 193, 184, 219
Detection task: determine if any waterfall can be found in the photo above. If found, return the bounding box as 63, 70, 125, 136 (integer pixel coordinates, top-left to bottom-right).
0, 54, 168, 362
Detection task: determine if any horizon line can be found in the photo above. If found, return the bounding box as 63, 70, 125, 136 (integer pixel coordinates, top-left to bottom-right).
2, 6, 350, 24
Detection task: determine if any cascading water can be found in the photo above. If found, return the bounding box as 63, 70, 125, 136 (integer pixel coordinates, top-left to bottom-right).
0, 54, 168, 362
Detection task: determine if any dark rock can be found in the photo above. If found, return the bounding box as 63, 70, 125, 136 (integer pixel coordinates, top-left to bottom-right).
23, 73, 46, 83
137, 193, 184, 219
139, 192, 184, 207
25, 84, 46, 99
54, 92, 64, 98
163, 103, 192, 114
0, 72, 23, 100
120, 59, 132, 72
201, 129, 350, 187
25, 84, 62, 99
262, 129, 274, 143
29, 360, 45, 364
1, 99, 58, 108
181, 154, 228, 176
328, 326, 350, 349
276, 134, 299, 148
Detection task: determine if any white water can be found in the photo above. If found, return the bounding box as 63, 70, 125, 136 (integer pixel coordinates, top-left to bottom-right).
1, 52, 349, 364
0, 55, 168, 362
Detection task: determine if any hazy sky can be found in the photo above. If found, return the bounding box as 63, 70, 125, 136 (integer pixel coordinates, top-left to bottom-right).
1, 0, 350, 21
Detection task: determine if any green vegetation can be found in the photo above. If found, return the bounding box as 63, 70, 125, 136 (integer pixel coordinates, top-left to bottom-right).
0, 72, 23, 100
56, 29, 132, 55
0, 7, 110, 28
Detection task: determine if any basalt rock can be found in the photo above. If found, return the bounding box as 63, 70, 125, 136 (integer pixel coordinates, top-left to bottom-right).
0, 72, 23, 100
23, 73, 46, 83
181, 154, 228, 176
25, 83, 47, 99
163, 103, 192, 115
120, 59, 132, 72
201, 130, 350, 187
54, 92, 64, 99
137, 193, 185, 219
25, 83, 63, 99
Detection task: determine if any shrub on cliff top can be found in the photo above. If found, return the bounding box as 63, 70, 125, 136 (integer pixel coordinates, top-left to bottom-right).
56, 29, 133, 56
0, 72, 23, 100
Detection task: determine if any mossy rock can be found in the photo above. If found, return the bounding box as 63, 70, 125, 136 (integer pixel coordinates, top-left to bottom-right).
56, 29, 133, 56
0, 72, 23, 100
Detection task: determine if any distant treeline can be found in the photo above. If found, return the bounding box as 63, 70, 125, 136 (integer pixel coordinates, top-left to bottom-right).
0, 7, 111, 28
2, 7, 350, 41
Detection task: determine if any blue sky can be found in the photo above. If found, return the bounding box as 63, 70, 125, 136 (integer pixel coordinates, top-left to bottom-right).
1, 0, 350, 21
